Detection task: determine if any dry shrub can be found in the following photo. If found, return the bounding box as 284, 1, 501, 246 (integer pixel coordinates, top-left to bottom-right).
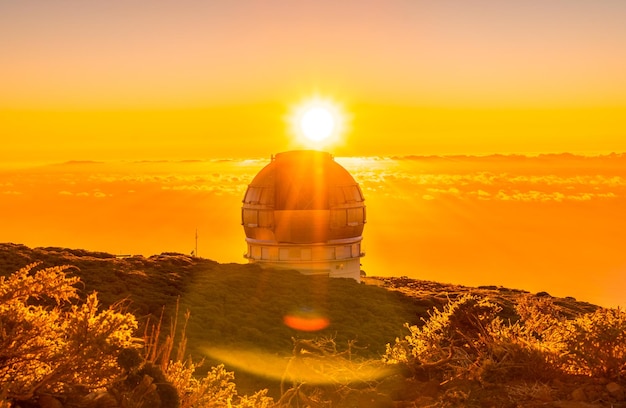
277, 337, 388, 407
474, 295, 567, 382
0, 263, 139, 403
478, 318, 563, 383
562, 307, 626, 379
384, 292, 626, 387
505, 382, 554, 403
383, 294, 502, 380
514, 296, 626, 380
139, 301, 274, 408
383, 294, 566, 383
0, 263, 273, 408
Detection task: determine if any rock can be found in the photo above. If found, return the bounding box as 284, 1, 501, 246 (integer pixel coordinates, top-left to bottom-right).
38, 395, 63, 408
356, 390, 394, 408
552, 402, 603, 408
606, 382, 625, 400
82, 391, 118, 408
571, 387, 587, 402
535, 385, 554, 402
420, 380, 441, 398
412, 396, 435, 406
376, 375, 421, 402
582, 384, 604, 402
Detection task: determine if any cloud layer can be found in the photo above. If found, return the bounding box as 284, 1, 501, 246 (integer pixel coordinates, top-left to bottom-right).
2, 154, 625, 309
343, 154, 626, 203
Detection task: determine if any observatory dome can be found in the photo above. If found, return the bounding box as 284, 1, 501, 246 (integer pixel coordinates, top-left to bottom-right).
241, 150, 366, 280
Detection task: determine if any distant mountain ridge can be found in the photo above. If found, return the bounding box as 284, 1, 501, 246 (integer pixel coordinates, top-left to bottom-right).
20, 151, 626, 169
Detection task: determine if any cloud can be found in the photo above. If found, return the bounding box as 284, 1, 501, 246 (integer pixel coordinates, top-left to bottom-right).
8, 155, 626, 206
58, 190, 109, 197
161, 184, 246, 195
392, 153, 626, 163
358, 155, 626, 203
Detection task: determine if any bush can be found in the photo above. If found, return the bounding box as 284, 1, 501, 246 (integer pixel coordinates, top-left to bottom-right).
0, 263, 273, 408
383, 294, 501, 379
477, 316, 563, 382
562, 307, 626, 379
383, 294, 569, 383
0, 263, 139, 403
5, 259, 626, 407
139, 302, 275, 408
512, 296, 626, 380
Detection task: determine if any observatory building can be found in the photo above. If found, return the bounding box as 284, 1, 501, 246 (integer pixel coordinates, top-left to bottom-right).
241, 150, 366, 281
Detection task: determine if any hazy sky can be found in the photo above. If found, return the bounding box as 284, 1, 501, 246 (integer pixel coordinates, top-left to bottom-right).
3, 2, 625, 310
1, 1, 626, 160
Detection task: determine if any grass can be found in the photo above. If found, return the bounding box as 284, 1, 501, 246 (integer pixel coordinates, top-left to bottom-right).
0, 243, 424, 395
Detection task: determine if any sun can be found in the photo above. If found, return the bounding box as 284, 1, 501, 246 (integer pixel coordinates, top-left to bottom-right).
289, 97, 346, 148
300, 106, 335, 141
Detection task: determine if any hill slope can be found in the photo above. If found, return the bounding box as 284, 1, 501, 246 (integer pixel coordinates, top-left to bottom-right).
0, 243, 608, 404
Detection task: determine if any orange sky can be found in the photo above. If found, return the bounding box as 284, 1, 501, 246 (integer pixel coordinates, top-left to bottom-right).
1, 2, 626, 309
1, 1, 626, 162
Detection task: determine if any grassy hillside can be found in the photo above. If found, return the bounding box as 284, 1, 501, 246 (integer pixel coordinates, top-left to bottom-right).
0, 243, 426, 394
1, 242, 610, 405
0, 243, 427, 351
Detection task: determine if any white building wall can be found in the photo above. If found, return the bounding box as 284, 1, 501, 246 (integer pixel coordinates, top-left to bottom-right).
244, 238, 364, 281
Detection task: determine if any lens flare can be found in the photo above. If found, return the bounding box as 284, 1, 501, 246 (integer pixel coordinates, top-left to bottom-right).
203, 346, 395, 383
283, 313, 330, 332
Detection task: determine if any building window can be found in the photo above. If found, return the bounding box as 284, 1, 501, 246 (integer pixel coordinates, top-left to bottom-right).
325, 247, 336, 260
251, 246, 262, 259
264, 247, 278, 260
244, 187, 263, 204
342, 186, 362, 203
261, 247, 270, 260
331, 207, 364, 228
258, 210, 273, 228
288, 248, 301, 259
243, 209, 273, 228
347, 207, 364, 226
242, 209, 258, 227
330, 209, 347, 228
311, 247, 325, 260
336, 246, 351, 259
259, 187, 274, 205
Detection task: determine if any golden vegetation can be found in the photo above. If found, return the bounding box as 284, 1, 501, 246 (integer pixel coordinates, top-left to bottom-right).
1, 251, 626, 407
0, 263, 273, 408
0, 263, 138, 402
